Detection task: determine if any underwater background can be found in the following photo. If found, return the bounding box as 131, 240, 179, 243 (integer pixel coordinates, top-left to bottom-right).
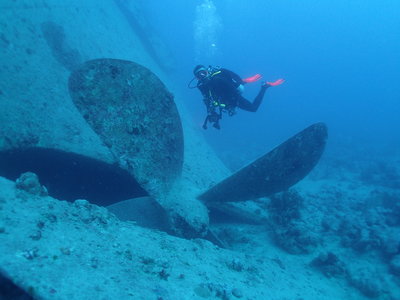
1, 0, 400, 299
141, 0, 400, 171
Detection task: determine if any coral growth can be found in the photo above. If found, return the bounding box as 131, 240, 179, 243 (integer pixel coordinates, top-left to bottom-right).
310, 252, 345, 278
269, 190, 319, 254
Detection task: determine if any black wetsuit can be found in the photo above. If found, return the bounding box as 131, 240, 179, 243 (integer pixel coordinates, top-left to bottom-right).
197, 68, 268, 114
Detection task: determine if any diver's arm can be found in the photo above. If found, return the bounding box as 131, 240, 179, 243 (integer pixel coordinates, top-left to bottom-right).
197, 83, 210, 99
197, 83, 213, 112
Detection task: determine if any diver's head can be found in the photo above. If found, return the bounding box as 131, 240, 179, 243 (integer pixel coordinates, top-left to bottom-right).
193, 65, 209, 80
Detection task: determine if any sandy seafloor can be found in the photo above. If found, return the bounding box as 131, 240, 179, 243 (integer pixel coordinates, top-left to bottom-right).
1, 156, 400, 300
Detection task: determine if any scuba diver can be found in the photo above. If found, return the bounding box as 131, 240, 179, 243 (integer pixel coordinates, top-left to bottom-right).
189, 65, 284, 129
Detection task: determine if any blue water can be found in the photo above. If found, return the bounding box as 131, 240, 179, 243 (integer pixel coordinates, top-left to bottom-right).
141, 0, 400, 168
1, 2, 399, 298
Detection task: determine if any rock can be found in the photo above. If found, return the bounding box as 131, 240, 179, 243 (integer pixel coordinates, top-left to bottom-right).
73, 199, 113, 225
347, 266, 384, 298
232, 288, 243, 298
339, 217, 381, 253
15, 172, 47, 196
272, 219, 319, 254
194, 284, 212, 298
227, 258, 244, 272
73, 199, 91, 209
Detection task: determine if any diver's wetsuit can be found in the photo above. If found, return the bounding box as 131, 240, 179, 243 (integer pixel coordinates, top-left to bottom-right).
197, 68, 268, 114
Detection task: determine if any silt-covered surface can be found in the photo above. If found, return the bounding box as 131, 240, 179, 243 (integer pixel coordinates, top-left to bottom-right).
69, 58, 184, 196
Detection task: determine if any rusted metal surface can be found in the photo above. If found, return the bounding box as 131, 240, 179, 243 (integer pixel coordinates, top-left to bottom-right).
69, 59, 184, 197
199, 123, 328, 203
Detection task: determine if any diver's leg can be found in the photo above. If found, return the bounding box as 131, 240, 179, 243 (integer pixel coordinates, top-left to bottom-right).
236, 97, 254, 112
237, 86, 268, 112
